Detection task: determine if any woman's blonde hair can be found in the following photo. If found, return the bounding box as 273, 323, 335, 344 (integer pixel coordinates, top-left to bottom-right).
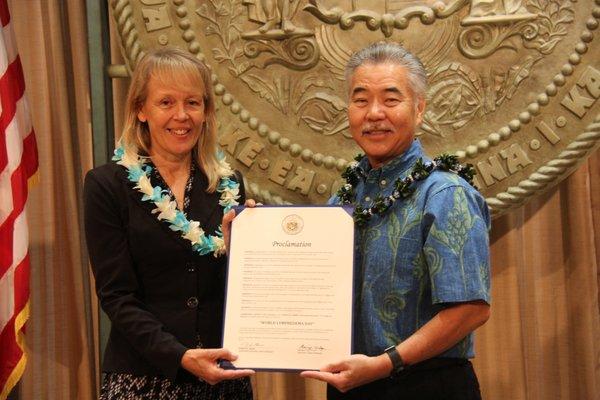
119, 47, 222, 192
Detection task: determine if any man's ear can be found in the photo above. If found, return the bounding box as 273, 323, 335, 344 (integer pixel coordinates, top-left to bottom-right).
415, 97, 426, 126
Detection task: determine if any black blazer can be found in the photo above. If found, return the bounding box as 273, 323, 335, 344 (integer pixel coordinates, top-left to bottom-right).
83, 160, 245, 381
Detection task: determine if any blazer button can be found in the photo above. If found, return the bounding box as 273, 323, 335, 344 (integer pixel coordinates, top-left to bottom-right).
187, 262, 196, 273
186, 297, 199, 308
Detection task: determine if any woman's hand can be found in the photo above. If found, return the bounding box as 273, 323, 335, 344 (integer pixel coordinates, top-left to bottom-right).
222, 199, 257, 254
181, 348, 254, 385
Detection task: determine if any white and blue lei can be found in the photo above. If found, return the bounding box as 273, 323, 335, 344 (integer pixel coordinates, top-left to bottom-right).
112, 146, 240, 257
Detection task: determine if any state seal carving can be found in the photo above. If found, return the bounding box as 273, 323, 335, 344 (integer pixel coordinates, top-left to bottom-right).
110, 0, 600, 217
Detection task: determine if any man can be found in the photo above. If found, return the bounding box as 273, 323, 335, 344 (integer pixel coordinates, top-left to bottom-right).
300, 42, 491, 399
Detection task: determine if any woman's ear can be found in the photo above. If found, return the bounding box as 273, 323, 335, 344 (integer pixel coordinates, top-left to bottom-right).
137, 109, 147, 123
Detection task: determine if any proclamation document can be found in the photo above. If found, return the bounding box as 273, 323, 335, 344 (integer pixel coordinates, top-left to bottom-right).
222, 206, 354, 371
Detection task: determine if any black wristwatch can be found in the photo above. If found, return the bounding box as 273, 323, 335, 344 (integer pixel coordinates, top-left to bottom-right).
384, 345, 406, 378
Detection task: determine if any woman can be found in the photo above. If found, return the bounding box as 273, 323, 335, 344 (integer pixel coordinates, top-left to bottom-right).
84, 47, 254, 399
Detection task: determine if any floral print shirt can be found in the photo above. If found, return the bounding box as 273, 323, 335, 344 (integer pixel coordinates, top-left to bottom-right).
329, 139, 491, 359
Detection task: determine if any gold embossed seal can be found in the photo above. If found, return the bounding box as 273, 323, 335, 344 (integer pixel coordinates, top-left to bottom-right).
110, 0, 600, 217
282, 214, 304, 235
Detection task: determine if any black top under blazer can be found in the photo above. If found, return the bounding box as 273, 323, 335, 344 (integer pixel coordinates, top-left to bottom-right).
83, 160, 245, 381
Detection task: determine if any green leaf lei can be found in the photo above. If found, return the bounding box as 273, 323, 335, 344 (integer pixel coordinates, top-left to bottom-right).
337, 153, 478, 227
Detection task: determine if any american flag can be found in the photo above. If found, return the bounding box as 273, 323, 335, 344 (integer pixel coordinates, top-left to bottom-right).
0, 0, 38, 398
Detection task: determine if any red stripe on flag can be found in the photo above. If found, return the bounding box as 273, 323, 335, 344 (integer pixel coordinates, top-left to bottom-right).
12, 254, 30, 312
0, 122, 6, 173
0, 316, 20, 388
0, 56, 25, 132
0, 253, 29, 388
0, 56, 25, 173
0, 222, 13, 277
0, 161, 28, 276
0, 0, 9, 28
21, 129, 37, 179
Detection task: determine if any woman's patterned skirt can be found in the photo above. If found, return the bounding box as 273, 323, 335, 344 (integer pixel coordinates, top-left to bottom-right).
100, 372, 252, 400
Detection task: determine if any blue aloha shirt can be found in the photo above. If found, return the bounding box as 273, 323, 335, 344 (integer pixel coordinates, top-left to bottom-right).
329, 139, 491, 359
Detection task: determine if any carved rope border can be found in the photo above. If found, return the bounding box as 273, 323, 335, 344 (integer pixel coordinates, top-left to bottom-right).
109, 0, 600, 216
486, 115, 600, 216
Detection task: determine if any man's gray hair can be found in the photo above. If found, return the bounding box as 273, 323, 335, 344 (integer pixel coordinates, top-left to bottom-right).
345, 42, 427, 100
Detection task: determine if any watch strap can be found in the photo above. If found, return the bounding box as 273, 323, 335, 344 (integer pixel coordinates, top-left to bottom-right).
384, 345, 405, 377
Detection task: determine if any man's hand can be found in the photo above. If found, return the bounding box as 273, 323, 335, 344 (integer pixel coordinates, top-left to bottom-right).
222, 199, 257, 254
300, 354, 391, 393
180, 348, 254, 385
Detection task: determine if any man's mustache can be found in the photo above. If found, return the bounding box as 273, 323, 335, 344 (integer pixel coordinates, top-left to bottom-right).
362, 124, 394, 133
